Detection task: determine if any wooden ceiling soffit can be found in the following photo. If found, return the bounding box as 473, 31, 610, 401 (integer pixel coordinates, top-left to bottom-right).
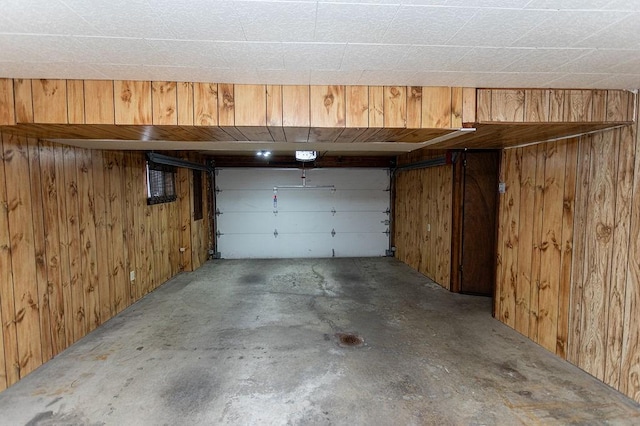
425, 122, 632, 150
0, 123, 457, 144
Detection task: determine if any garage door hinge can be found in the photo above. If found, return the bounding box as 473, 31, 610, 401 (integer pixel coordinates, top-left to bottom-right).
384, 207, 391, 215
331, 228, 336, 237
273, 209, 278, 216
274, 229, 278, 238
331, 208, 337, 216
384, 228, 390, 236
215, 185, 222, 194
381, 219, 390, 225
215, 208, 223, 216
216, 230, 224, 237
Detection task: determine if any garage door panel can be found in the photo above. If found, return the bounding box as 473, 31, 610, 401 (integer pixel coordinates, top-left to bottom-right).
217, 232, 387, 259
216, 169, 301, 190
216, 168, 390, 259
331, 233, 389, 257
218, 211, 388, 234
216, 190, 276, 212
218, 190, 388, 213
274, 190, 388, 212
217, 168, 390, 191
217, 212, 279, 234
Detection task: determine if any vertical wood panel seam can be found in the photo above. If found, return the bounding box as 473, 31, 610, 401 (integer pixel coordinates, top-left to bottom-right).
32, 139, 52, 362
614, 123, 637, 389
0, 133, 20, 382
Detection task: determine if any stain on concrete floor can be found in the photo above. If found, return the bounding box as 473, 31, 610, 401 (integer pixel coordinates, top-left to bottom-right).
1, 258, 639, 425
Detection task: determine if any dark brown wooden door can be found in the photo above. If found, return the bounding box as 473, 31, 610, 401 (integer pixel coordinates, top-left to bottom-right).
460, 151, 499, 296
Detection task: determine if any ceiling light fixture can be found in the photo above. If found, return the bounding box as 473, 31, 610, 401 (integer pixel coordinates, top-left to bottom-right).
295, 150, 316, 162
257, 150, 271, 158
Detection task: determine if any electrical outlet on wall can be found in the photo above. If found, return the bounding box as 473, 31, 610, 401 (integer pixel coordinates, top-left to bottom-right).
130, 271, 135, 282
427, 224, 431, 232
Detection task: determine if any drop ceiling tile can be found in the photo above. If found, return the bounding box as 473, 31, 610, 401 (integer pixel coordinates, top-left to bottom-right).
88, 63, 158, 81
341, 44, 410, 71
326, 0, 405, 3
216, 42, 285, 69
397, 45, 471, 71
400, 0, 448, 5
62, 0, 175, 38
511, 10, 627, 48
452, 72, 566, 88
444, 0, 531, 7
256, 69, 311, 85
576, 14, 640, 49
451, 8, 552, 47
150, 0, 243, 41
149, 40, 285, 70
611, 53, 640, 73
234, 1, 317, 42
524, 0, 612, 9
74, 37, 172, 66
545, 73, 610, 88
410, 71, 469, 86
557, 49, 637, 73
451, 47, 527, 72
381, 5, 477, 45
309, 70, 364, 85
500, 48, 591, 72
0, 0, 99, 36
151, 40, 233, 69
358, 70, 419, 85
192, 68, 261, 84
283, 43, 347, 71
0, 34, 49, 62
0, 61, 107, 80
315, 3, 400, 43
604, 0, 640, 11
582, 73, 640, 89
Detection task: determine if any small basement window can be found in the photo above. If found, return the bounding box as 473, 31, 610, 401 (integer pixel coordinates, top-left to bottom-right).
193, 170, 203, 220
147, 162, 177, 205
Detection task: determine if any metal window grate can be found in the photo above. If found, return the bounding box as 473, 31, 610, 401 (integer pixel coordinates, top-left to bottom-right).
147, 161, 177, 205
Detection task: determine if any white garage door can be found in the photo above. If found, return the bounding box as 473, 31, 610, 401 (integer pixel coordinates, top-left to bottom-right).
215, 168, 390, 259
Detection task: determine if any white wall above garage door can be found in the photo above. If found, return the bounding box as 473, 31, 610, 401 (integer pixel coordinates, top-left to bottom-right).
215, 168, 390, 259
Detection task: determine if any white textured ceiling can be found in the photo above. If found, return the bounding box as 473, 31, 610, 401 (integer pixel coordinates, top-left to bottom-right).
1, 0, 640, 89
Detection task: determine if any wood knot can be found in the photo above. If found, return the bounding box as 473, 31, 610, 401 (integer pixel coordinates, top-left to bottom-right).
596, 222, 612, 242
223, 92, 234, 108
3, 149, 14, 162
121, 87, 132, 103
324, 93, 334, 110
7, 198, 21, 212
15, 308, 26, 323
390, 87, 400, 98
411, 87, 422, 98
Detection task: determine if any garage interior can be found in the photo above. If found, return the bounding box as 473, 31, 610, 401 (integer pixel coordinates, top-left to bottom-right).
1, 1, 640, 424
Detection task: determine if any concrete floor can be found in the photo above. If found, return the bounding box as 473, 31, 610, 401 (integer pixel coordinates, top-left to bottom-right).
1, 258, 639, 425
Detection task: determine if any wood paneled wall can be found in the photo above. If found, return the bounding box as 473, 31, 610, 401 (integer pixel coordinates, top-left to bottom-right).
394, 152, 453, 289
495, 115, 640, 403
477, 89, 635, 123
0, 133, 209, 391
0, 79, 473, 130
